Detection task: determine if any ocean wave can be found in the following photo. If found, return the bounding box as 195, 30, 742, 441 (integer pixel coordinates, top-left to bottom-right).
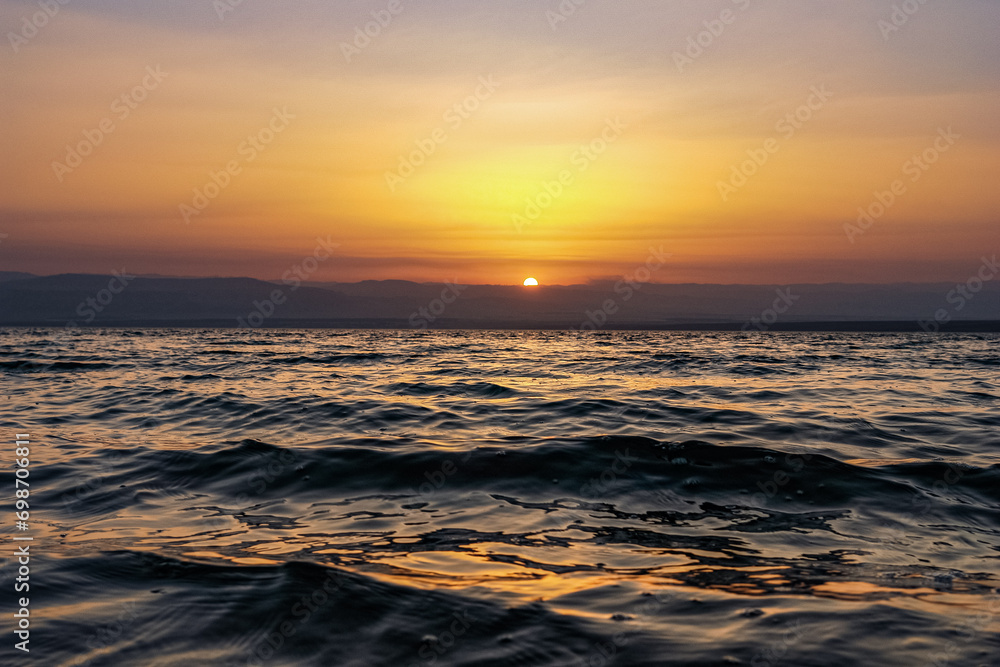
3, 329, 999, 666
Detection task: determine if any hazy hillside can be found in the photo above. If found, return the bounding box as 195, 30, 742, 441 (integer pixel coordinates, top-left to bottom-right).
0, 275, 997, 329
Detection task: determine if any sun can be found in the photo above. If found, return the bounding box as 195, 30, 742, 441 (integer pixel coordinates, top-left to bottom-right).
523, 277, 539, 286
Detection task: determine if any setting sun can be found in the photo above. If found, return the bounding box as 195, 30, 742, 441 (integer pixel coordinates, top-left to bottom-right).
523, 277, 539, 287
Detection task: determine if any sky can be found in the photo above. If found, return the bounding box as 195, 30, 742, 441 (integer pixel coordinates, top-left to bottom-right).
1, 0, 998, 285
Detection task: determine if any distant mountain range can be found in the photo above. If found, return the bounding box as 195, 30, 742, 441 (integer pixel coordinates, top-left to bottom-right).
0, 272, 997, 331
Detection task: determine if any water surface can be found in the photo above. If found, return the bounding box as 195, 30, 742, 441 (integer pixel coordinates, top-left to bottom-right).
1, 329, 998, 666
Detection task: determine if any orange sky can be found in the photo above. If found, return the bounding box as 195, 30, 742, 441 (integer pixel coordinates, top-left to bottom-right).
1, 0, 998, 284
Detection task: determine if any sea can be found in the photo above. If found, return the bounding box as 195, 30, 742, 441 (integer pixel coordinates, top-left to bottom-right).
1, 328, 998, 666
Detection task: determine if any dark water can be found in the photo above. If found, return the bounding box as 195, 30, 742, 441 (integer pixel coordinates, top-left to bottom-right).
1, 329, 998, 666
